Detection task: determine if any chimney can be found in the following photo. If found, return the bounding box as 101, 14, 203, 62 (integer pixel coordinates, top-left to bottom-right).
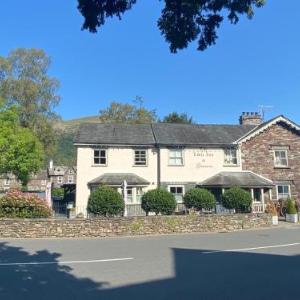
49, 159, 53, 169
239, 112, 262, 126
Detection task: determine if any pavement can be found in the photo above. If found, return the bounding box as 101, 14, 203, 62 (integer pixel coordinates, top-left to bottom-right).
1, 225, 300, 300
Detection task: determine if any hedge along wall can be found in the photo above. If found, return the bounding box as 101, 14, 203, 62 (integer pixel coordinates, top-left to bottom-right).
0, 214, 272, 239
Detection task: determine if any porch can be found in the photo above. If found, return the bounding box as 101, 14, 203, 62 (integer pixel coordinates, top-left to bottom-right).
198, 171, 274, 213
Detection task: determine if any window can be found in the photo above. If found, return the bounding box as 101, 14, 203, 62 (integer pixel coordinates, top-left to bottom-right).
224, 149, 238, 165
57, 176, 63, 184
125, 188, 133, 203
41, 180, 47, 186
169, 149, 184, 166
68, 169, 73, 175
136, 187, 144, 203
274, 150, 288, 167
134, 150, 147, 166
4, 178, 10, 186
67, 175, 74, 184
169, 186, 184, 203
94, 149, 107, 165
277, 185, 290, 199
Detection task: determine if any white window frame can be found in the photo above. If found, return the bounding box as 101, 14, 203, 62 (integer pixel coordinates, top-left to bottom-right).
273, 149, 288, 168
168, 185, 185, 203
68, 169, 73, 175
57, 176, 64, 184
224, 148, 238, 166
67, 175, 74, 184
168, 149, 184, 166
134, 149, 147, 166
276, 184, 291, 200
93, 149, 107, 166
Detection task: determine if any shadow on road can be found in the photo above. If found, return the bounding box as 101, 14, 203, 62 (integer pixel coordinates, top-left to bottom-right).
0, 242, 298, 300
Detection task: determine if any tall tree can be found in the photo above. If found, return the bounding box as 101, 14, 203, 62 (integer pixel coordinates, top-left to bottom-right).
77, 0, 265, 53
163, 112, 194, 124
0, 106, 44, 187
99, 100, 157, 124
0, 48, 60, 156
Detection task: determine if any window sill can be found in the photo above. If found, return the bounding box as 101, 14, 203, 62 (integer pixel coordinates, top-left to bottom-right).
274, 166, 290, 169
223, 164, 240, 167
133, 165, 148, 167
168, 165, 184, 167
91, 164, 107, 167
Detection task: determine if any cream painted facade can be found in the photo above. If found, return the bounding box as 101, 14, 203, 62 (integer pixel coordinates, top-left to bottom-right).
160, 147, 241, 184
75, 145, 241, 211
76, 146, 158, 210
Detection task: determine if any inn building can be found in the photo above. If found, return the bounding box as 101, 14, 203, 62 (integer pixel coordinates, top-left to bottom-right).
74, 113, 300, 216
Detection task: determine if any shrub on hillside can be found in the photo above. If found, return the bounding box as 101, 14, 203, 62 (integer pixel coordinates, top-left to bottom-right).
141, 188, 176, 215
87, 186, 124, 217
184, 188, 216, 211
0, 190, 52, 218
222, 187, 252, 213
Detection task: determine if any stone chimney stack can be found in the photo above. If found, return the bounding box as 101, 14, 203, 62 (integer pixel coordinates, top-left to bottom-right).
239, 112, 262, 125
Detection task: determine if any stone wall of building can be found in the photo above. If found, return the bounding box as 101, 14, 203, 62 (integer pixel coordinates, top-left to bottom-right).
241, 122, 300, 200
0, 214, 271, 238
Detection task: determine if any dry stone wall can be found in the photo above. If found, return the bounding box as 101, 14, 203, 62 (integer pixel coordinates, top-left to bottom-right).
0, 214, 272, 238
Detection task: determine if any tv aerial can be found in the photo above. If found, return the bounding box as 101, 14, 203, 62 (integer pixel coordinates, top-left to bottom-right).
258, 105, 273, 121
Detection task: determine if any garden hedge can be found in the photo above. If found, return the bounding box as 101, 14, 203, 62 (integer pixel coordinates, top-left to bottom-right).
184, 188, 216, 211
222, 187, 252, 213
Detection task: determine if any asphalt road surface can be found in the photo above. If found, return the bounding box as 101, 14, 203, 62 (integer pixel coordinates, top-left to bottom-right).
1, 225, 300, 300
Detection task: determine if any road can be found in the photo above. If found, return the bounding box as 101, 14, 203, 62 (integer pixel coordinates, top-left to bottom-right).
1, 225, 300, 300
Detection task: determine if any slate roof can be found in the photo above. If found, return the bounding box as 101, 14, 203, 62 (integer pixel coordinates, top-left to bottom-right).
75, 123, 156, 145
152, 123, 256, 145
88, 173, 150, 186
199, 171, 274, 188
75, 123, 256, 146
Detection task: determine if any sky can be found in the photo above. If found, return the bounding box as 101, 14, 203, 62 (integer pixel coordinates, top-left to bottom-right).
0, 1, 299, 124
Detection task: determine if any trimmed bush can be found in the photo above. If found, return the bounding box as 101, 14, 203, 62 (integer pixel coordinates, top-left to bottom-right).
0, 189, 52, 218
141, 188, 176, 215
184, 188, 216, 211
52, 188, 64, 198
88, 186, 124, 217
286, 198, 297, 215
222, 187, 252, 213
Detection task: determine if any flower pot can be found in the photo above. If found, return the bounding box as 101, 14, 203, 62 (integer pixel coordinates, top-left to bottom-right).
286, 213, 298, 223
272, 215, 278, 225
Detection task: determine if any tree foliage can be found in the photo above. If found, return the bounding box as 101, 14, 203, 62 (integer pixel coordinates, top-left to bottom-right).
99, 100, 157, 124
0, 48, 60, 156
78, 0, 265, 52
163, 112, 194, 124
0, 106, 44, 186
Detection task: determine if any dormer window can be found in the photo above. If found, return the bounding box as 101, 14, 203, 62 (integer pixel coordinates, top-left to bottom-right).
224, 148, 238, 165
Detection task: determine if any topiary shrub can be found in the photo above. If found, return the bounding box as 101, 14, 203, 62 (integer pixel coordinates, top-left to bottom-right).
184, 188, 216, 211
87, 186, 124, 217
141, 188, 176, 215
286, 198, 297, 215
0, 189, 52, 218
222, 187, 252, 213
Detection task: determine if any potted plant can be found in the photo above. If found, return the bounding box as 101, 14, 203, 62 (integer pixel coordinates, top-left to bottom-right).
265, 201, 278, 225
286, 198, 298, 223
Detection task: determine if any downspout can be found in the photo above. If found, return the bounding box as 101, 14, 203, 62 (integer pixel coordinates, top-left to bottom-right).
151, 124, 161, 188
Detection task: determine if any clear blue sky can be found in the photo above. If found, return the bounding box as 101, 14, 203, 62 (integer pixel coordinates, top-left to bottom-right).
0, 1, 299, 124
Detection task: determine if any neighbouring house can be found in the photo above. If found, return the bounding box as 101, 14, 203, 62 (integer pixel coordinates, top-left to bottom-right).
47, 160, 77, 188
0, 170, 49, 198
74, 112, 300, 217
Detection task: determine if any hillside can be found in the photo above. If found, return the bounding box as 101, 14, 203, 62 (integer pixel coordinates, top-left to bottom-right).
52, 115, 100, 166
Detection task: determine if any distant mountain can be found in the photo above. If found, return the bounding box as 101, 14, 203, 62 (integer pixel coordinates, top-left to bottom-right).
51, 115, 100, 166
54, 115, 100, 133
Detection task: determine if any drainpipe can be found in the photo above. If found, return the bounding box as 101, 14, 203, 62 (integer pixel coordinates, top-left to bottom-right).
157, 145, 161, 188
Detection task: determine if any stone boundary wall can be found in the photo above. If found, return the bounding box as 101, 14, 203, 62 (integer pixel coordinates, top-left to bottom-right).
0, 214, 272, 239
